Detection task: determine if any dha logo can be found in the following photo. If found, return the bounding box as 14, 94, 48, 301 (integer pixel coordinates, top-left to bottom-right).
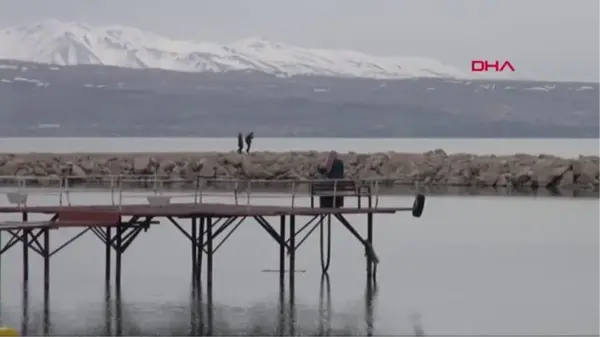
471, 60, 515, 72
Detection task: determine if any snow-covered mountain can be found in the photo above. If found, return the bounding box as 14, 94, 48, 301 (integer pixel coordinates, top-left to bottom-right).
0, 19, 468, 79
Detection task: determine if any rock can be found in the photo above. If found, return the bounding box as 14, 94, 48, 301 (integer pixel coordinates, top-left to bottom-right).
32, 166, 47, 176
575, 161, 599, 185
0, 150, 596, 190
71, 164, 86, 177
159, 160, 177, 174
559, 170, 575, 187
133, 156, 152, 174
475, 171, 498, 187
78, 157, 96, 173
512, 168, 533, 186
197, 160, 216, 177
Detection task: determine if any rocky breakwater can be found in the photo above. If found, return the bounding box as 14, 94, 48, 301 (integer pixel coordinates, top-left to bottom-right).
0, 150, 598, 189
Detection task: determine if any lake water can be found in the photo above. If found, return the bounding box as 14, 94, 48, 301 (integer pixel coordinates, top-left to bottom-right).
0, 137, 598, 157
0, 138, 598, 335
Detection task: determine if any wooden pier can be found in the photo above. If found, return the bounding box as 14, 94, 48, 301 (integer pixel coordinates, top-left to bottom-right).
0, 176, 426, 335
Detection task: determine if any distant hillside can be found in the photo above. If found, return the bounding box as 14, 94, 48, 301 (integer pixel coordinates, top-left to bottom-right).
0, 60, 598, 137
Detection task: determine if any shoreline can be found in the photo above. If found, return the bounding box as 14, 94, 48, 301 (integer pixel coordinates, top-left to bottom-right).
0, 150, 598, 190
1, 138, 598, 157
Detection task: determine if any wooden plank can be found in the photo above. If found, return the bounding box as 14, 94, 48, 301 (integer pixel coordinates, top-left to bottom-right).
55, 220, 122, 228
0, 221, 55, 230
58, 210, 120, 225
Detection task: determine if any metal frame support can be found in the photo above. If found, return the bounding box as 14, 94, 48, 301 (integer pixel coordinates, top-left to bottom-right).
288, 215, 296, 336
332, 213, 379, 280
167, 215, 249, 336
0, 212, 51, 336
0, 213, 153, 336
0, 209, 387, 335
277, 215, 286, 335
88, 216, 154, 289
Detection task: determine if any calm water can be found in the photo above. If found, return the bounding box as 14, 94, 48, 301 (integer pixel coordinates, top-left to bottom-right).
0, 138, 598, 335
0, 137, 598, 157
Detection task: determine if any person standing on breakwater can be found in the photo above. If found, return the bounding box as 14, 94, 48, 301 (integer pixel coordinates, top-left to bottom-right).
317, 151, 345, 208
237, 132, 244, 154
318, 151, 344, 179
245, 132, 254, 153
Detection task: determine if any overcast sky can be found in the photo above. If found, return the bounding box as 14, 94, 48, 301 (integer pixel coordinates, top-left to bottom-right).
0, 0, 598, 82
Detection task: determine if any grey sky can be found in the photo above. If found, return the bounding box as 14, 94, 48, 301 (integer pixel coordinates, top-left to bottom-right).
1, 0, 598, 82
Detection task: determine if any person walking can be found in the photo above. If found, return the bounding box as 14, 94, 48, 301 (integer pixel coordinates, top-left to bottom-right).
237, 132, 243, 154
244, 132, 254, 153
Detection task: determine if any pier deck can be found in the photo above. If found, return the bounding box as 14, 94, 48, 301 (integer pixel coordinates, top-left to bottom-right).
0, 202, 412, 219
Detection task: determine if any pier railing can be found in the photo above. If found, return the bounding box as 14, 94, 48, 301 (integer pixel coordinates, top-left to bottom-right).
0, 174, 397, 208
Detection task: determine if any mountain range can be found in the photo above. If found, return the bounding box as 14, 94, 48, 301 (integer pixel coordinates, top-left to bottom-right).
0, 19, 470, 80
0, 20, 597, 138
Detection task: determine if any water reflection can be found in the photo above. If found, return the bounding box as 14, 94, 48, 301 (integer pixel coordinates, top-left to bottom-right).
11, 270, 384, 336
21, 280, 28, 336
410, 313, 425, 337
105, 283, 112, 336
318, 273, 332, 336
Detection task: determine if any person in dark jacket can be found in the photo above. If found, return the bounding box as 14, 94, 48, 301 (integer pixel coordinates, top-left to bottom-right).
237, 132, 244, 153
318, 151, 344, 179
244, 132, 254, 153
317, 151, 345, 208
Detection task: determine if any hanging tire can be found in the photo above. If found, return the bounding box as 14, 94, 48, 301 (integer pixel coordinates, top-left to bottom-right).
412, 194, 425, 218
